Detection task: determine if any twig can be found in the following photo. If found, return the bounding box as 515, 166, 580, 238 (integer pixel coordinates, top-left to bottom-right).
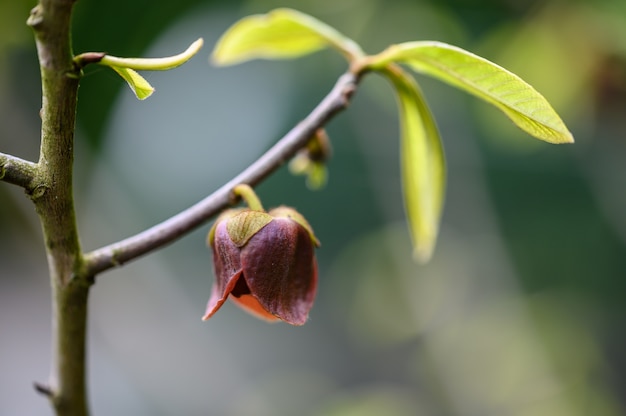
83, 71, 359, 276
0, 152, 38, 190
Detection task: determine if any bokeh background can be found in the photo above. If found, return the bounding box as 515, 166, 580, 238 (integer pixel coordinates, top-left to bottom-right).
1, 0, 625, 414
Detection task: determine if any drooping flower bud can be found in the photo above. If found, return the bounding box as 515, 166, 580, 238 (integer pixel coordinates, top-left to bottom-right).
203, 200, 320, 326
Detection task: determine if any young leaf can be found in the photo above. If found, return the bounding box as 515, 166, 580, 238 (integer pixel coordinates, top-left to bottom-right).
289, 155, 328, 190
370, 41, 574, 144
289, 128, 331, 190
110, 66, 154, 100
98, 38, 203, 100
212, 8, 364, 66
381, 65, 446, 262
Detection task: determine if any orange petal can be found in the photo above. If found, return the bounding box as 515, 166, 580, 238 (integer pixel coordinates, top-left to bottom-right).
231, 294, 280, 322
202, 271, 242, 321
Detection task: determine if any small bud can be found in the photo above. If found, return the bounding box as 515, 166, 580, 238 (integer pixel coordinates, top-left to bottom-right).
204, 206, 319, 325
289, 128, 332, 190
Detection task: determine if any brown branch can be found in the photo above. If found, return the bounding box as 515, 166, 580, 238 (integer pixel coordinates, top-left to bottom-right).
83, 71, 359, 276
0, 152, 38, 190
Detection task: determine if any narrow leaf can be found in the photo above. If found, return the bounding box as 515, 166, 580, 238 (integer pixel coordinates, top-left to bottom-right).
212, 8, 364, 66
371, 41, 574, 144
381, 65, 446, 262
110, 66, 154, 100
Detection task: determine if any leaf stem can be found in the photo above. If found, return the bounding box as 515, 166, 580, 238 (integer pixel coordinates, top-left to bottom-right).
233, 184, 264, 211
98, 38, 203, 70
83, 71, 359, 276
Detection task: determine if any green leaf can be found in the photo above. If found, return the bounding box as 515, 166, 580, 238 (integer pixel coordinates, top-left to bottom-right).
381, 65, 446, 262
212, 8, 364, 66
370, 41, 574, 144
110, 66, 154, 100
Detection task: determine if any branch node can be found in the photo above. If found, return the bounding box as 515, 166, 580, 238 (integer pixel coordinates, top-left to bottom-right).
26, 5, 44, 29
110, 250, 122, 267
66, 70, 81, 80
227, 186, 243, 205
341, 82, 357, 105
74, 52, 106, 69
33, 381, 54, 398
28, 184, 49, 201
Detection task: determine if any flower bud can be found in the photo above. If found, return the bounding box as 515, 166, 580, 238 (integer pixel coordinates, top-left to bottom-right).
203, 206, 319, 325
289, 128, 331, 190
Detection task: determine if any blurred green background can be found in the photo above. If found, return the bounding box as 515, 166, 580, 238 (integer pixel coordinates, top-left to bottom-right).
1, 0, 625, 415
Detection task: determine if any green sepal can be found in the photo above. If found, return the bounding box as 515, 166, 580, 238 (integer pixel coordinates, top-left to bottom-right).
207, 208, 244, 246
269, 206, 321, 247
226, 210, 274, 247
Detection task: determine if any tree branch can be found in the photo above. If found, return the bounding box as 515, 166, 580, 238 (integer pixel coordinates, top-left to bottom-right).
28, 0, 90, 415
0, 152, 38, 190
83, 71, 359, 276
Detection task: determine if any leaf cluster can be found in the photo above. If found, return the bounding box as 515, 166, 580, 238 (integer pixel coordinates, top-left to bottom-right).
210, 8, 573, 261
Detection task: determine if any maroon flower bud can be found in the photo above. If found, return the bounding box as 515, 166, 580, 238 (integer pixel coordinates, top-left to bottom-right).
203, 206, 320, 326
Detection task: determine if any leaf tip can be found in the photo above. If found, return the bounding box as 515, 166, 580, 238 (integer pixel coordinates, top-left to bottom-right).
210, 43, 228, 66
540, 127, 575, 144
562, 130, 575, 144
210, 49, 233, 67
413, 242, 435, 264
136, 86, 155, 100
190, 37, 204, 53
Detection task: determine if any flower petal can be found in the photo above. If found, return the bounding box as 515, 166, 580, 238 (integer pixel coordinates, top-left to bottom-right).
240, 218, 317, 325
269, 206, 320, 246
203, 221, 244, 320
202, 271, 242, 320
230, 295, 281, 322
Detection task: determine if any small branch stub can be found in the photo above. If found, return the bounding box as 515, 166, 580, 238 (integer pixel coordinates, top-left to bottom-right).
27, 5, 44, 29
73, 52, 105, 68
33, 382, 54, 398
